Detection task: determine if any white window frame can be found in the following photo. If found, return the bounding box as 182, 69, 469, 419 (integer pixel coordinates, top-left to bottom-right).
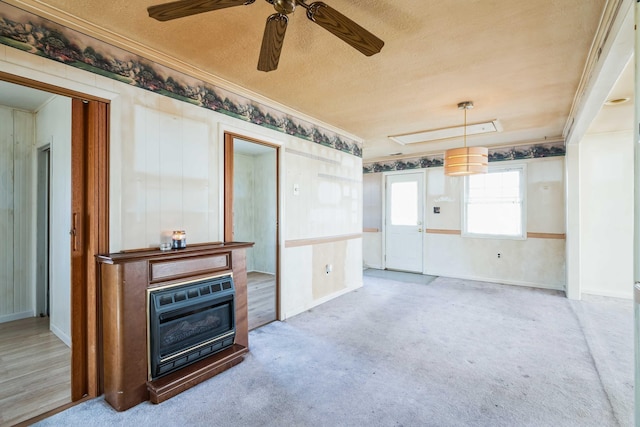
462, 164, 527, 240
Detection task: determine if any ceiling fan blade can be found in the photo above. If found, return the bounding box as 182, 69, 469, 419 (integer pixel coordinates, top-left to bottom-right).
258, 13, 289, 72
148, 0, 253, 22
305, 2, 384, 56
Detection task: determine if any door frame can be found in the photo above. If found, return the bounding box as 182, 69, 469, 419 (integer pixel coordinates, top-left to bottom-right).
223, 131, 281, 321
36, 146, 51, 317
0, 71, 109, 403
382, 170, 426, 273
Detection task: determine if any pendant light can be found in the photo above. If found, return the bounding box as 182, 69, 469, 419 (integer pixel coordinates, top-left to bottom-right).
443, 101, 488, 176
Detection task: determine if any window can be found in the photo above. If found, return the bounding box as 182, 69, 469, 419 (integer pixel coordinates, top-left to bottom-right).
463, 165, 526, 239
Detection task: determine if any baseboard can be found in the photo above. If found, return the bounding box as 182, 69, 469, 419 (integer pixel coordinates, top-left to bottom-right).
50, 323, 72, 347
247, 270, 276, 276
363, 263, 383, 270
425, 271, 565, 292
312, 282, 363, 307
282, 305, 307, 320
581, 289, 633, 300
283, 281, 363, 320
0, 310, 34, 324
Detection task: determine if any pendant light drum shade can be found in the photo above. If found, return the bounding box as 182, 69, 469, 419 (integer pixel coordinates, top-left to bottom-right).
443, 100, 488, 176
444, 146, 488, 176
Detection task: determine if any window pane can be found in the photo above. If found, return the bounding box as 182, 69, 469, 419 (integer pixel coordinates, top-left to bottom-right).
467, 202, 522, 235
465, 168, 524, 238
390, 181, 417, 225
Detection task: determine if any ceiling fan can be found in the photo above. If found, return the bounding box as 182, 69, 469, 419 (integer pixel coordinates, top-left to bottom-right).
147, 0, 384, 72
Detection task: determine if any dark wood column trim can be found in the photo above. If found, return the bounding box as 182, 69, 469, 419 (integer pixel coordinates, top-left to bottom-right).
70, 99, 88, 400
224, 134, 234, 242
87, 100, 110, 396
70, 99, 110, 400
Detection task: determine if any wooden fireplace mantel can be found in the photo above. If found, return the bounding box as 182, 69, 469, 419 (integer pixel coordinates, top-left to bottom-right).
97, 241, 253, 411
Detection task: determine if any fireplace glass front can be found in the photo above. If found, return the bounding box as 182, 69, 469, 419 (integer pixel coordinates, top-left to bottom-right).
148, 275, 235, 379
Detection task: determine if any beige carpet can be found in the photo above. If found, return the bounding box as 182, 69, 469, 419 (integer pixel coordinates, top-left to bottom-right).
36, 272, 633, 426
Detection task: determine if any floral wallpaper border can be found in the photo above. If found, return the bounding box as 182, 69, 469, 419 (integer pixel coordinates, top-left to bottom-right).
0, 2, 362, 157
363, 141, 565, 173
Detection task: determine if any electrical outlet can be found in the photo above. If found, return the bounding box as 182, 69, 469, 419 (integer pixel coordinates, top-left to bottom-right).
497, 253, 501, 258
326, 264, 332, 274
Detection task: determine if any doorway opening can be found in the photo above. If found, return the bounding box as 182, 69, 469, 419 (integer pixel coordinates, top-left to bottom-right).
0, 73, 109, 425
224, 133, 279, 330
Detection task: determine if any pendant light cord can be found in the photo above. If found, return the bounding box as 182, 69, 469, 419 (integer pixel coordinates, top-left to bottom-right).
463, 106, 467, 149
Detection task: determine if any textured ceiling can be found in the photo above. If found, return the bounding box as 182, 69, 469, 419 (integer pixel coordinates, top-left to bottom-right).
5, 0, 609, 159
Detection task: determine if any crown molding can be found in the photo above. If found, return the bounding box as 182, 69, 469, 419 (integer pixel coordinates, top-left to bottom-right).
563, 0, 633, 144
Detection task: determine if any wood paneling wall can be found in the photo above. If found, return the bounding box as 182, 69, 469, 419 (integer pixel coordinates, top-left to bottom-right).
12, 110, 33, 318
0, 106, 34, 322
0, 107, 14, 318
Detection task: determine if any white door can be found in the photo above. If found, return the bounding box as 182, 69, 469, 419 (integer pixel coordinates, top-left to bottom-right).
384, 172, 424, 272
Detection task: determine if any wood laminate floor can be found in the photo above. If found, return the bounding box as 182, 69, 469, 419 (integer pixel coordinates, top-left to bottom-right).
247, 272, 276, 331
0, 317, 70, 426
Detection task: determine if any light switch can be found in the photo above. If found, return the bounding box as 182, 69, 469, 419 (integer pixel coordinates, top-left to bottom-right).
434, 206, 440, 214
293, 183, 300, 196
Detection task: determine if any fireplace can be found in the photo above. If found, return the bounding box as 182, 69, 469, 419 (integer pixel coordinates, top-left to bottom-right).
148, 274, 236, 380
99, 242, 251, 410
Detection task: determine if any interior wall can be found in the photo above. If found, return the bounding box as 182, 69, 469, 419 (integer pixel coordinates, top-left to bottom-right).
363, 157, 566, 289
579, 130, 634, 299
282, 137, 363, 318
1, 40, 363, 320
34, 96, 72, 344
363, 173, 383, 269
124, 104, 218, 249
0, 105, 35, 323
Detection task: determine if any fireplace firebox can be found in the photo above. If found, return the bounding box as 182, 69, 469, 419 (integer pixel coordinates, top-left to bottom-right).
148, 275, 236, 380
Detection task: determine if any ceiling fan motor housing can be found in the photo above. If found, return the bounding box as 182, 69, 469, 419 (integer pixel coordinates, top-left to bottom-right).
273, 0, 296, 14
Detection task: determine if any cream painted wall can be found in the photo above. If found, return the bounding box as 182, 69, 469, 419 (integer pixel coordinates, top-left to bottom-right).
124, 104, 219, 249
363, 173, 383, 269
282, 137, 363, 318
0, 44, 363, 321
284, 138, 362, 240
427, 157, 566, 288
579, 130, 634, 299
35, 96, 72, 345
0, 106, 35, 323
363, 156, 566, 289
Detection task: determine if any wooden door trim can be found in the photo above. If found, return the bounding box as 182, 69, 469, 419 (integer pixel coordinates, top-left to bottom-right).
224, 134, 234, 243
0, 71, 110, 103
223, 132, 281, 321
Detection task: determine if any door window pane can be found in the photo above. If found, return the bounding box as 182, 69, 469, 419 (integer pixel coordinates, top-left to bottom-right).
390, 181, 417, 225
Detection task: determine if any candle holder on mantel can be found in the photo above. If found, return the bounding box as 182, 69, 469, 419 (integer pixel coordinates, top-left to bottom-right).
171, 230, 186, 249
